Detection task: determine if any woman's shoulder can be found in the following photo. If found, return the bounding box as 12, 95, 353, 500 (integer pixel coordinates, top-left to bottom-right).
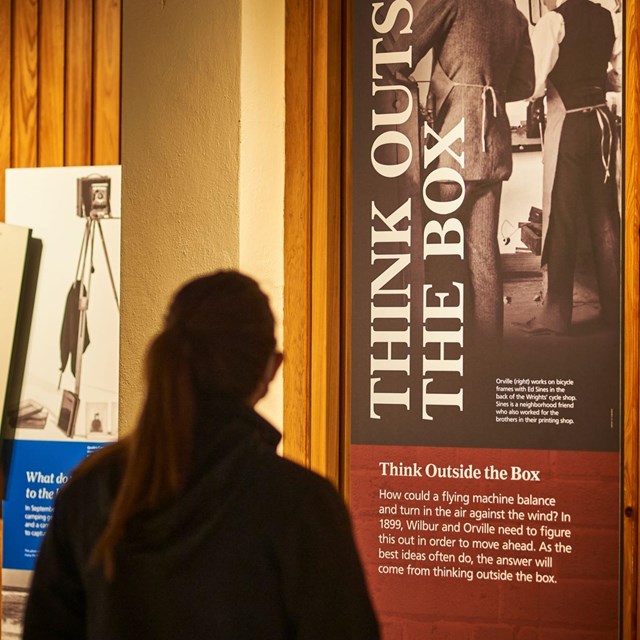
255, 451, 349, 519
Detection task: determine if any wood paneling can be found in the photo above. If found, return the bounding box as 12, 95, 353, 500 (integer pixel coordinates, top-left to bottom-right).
38, 0, 65, 167
0, 0, 121, 221
65, 0, 93, 166
625, 2, 640, 638
0, 1, 12, 222
93, 0, 120, 165
284, 0, 343, 485
11, 0, 38, 168
341, 0, 352, 498
284, 0, 312, 468
309, 0, 342, 484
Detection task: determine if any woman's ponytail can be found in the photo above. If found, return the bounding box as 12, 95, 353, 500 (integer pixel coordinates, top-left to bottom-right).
84, 270, 276, 579
90, 325, 195, 578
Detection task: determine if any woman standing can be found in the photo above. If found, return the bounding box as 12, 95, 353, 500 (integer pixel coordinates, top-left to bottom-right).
23, 271, 379, 640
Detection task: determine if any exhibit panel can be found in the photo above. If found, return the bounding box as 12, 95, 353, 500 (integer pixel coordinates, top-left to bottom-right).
0, 224, 30, 426
349, 0, 625, 637
1, 166, 121, 638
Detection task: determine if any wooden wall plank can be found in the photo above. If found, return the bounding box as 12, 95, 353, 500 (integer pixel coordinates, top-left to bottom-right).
38, 0, 65, 167
309, 0, 342, 484
284, 0, 312, 468
341, 0, 352, 498
93, 0, 121, 165
0, 0, 11, 221
626, 1, 640, 637
11, 0, 38, 168
65, 0, 93, 166
283, 0, 343, 484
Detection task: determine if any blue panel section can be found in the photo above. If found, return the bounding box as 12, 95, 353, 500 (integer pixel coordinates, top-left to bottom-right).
2, 440, 106, 571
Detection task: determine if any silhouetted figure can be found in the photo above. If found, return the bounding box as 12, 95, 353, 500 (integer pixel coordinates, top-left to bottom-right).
24, 271, 379, 640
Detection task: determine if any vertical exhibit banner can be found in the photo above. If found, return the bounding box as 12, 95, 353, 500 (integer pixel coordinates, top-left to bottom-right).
1, 167, 121, 637
350, 0, 622, 637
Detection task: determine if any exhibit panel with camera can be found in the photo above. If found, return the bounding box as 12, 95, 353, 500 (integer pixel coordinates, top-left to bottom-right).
349, 0, 623, 637
0, 166, 121, 637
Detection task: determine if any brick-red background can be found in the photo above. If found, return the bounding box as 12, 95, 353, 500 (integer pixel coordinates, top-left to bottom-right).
351, 445, 620, 639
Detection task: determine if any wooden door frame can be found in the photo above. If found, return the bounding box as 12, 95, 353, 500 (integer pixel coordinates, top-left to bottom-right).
283, 0, 343, 484
623, 0, 640, 634
283, 0, 639, 635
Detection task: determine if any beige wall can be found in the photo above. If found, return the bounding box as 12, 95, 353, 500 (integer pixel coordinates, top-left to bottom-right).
239, 1, 285, 429
120, 0, 284, 432
120, 0, 242, 432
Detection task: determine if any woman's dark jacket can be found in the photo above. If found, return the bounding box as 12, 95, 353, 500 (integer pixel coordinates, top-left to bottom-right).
23, 400, 380, 639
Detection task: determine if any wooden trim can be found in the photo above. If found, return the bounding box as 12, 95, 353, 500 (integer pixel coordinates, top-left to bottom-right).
284, 0, 312, 468
309, 0, 342, 484
65, 0, 93, 165
341, 0, 353, 498
283, 0, 343, 485
93, 0, 121, 165
11, 0, 38, 169
0, 0, 11, 221
38, 0, 65, 167
625, 0, 640, 637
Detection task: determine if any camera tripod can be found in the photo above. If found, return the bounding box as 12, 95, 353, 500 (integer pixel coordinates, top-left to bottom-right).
73, 214, 119, 391
58, 214, 119, 437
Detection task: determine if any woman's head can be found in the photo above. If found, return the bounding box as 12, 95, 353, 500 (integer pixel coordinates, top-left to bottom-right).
160, 271, 278, 402
137, 270, 279, 495
90, 271, 279, 577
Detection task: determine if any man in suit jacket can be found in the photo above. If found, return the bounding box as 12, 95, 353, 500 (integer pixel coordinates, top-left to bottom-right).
402, 0, 534, 343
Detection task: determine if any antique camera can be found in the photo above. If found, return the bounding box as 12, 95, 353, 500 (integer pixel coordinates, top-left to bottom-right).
77, 175, 111, 218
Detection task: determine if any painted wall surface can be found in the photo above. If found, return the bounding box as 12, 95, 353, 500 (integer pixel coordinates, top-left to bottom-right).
239, 0, 285, 429
120, 0, 243, 432
121, 0, 285, 433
